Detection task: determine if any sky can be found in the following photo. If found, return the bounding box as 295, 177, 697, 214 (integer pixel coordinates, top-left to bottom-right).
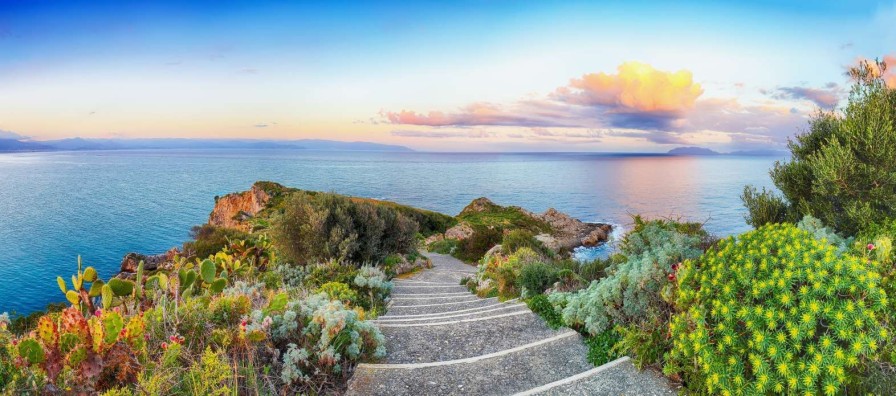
0, 0, 894, 152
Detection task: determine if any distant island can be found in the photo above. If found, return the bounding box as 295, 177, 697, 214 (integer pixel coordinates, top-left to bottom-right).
0, 137, 413, 153
667, 146, 787, 157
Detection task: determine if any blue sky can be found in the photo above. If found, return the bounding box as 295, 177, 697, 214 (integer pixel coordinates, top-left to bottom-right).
0, 0, 894, 151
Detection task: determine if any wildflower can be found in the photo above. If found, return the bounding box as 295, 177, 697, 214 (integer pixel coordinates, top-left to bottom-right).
867, 243, 875, 251
94, 309, 102, 317
668, 273, 676, 281
161, 342, 168, 349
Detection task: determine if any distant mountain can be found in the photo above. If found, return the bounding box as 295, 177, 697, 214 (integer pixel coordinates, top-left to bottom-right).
667, 146, 788, 157
0, 138, 413, 153
667, 146, 720, 156
0, 139, 51, 152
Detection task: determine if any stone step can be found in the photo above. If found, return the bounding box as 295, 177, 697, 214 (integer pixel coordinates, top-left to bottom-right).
378, 299, 521, 320
374, 303, 530, 325
379, 310, 566, 364
391, 286, 471, 295
512, 357, 678, 396
346, 331, 593, 396
388, 293, 481, 306
386, 297, 505, 316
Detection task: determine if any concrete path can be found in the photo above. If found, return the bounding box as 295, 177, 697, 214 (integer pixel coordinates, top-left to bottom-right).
346, 252, 676, 396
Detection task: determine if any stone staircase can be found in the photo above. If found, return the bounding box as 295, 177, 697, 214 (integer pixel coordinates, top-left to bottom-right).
346, 252, 676, 396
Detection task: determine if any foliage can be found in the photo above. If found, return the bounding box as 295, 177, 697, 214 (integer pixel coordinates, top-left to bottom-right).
272, 191, 419, 265
527, 294, 563, 330
12, 307, 146, 393
426, 238, 459, 255
553, 217, 705, 337
183, 347, 233, 396
472, 247, 544, 299
613, 324, 668, 369
454, 225, 503, 262
796, 215, 853, 253
251, 293, 386, 392
585, 328, 621, 366
518, 262, 559, 296
456, 199, 552, 234
354, 265, 393, 313
666, 223, 888, 395
184, 224, 250, 260
501, 229, 551, 257
302, 260, 358, 290
741, 185, 793, 228
317, 282, 359, 306
754, 60, 896, 235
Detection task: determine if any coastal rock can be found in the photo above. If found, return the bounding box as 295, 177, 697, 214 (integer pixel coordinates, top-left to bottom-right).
208, 184, 271, 231
444, 222, 474, 241
536, 208, 611, 251
120, 247, 179, 273
459, 197, 499, 215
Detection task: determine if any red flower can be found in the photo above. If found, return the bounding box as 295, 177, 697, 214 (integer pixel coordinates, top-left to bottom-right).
161, 342, 168, 349
94, 309, 102, 317
667, 273, 676, 281
867, 243, 876, 251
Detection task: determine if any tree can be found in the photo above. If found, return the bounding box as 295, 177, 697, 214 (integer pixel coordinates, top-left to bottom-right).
744, 59, 896, 235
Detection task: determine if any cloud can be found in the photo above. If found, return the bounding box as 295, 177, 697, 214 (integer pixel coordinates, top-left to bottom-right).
0, 129, 26, 140
391, 130, 494, 139
553, 62, 703, 114
382, 61, 818, 149
240, 68, 259, 74
772, 85, 842, 108
254, 124, 268, 128
383, 102, 579, 128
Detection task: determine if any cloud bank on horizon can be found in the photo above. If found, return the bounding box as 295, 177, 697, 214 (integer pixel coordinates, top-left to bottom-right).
0, 0, 894, 152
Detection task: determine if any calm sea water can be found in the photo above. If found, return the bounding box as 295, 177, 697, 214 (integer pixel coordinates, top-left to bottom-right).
0, 150, 781, 313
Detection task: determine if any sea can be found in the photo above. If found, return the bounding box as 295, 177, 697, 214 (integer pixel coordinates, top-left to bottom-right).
0, 150, 783, 314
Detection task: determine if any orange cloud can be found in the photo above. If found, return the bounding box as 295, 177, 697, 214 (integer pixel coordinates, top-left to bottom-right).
554, 61, 704, 114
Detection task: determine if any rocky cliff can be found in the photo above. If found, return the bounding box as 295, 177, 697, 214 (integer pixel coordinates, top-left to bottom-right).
207, 183, 272, 231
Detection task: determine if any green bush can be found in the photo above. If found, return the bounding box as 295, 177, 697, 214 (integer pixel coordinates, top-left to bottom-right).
272, 191, 418, 264
302, 260, 359, 289
741, 185, 793, 228
518, 262, 558, 296
666, 223, 888, 395
796, 215, 853, 253
316, 282, 359, 306
527, 294, 563, 329
552, 217, 705, 337
427, 238, 459, 255
455, 225, 503, 262
502, 229, 551, 256
184, 224, 250, 260
585, 328, 621, 366
750, 60, 896, 235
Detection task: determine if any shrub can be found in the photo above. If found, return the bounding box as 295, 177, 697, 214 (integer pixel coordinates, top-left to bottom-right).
502, 229, 551, 256
209, 294, 252, 326
741, 185, 793, 228
797, 215, 853, 253
585, 328, 621, 366
527, 294, 563, 329
427, 238, 458, 255
182, 347, 233, 396
666, 223, 888, 395
518, 262, 559, 296
272, 191, 418, 264
455, 225, 503, 262
354, 265, 393, 313
555, 218, 705, 336
302, 260, 358, 289
185, 224, 250, 260
473, 247, 543, 299
755, 60, 896, 235
253, 294, 386, 391
317, 282, 359, 306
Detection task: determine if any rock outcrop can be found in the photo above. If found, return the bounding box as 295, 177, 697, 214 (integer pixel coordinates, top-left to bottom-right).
208, 184, 271, 231
119, 247, 180, 273
536, 208, 611, 251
